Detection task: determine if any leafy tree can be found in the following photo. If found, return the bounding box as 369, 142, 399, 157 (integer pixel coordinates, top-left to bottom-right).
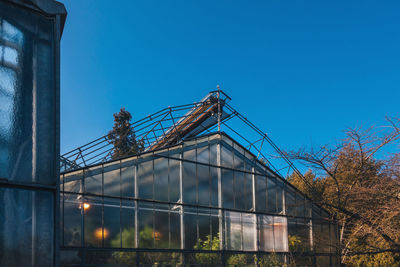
285, 118, 400, 265
108, 108, 144, 159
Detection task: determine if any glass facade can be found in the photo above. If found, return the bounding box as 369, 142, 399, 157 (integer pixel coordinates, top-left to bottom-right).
61, 133, 339, 266
0, 1, 63, 266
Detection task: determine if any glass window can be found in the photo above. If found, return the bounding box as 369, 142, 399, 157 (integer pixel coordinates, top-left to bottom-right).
84, 196, 102, 247
184, 206, 198, 249
169, 204, 181, 249
138, 159, 153, 200
63, 194, 82, 247
154, 203, 169, 249
0, 188, 54, 266
273, 216, 288, 252
221, 145, 233, 168
198, 163, 210, 206
222, 168, 234, 209
154, 157, 169, 201
0, 2, 55, 185
121, 160, 135, 198
196, 143, 209, 164
103, 162, 121, 197
138, 202, 154, 248
244, 165, 253, 211
209, 143, 218, 166
296, 192, 306, 218
276, 179, 284, 214
120, 200, 135, 248
242, 213, 256, 251
210, 167, 219, 207
103, 197, 121, 248
169, 159, 180, 203
63, 170, 82, 193
267, 178, 277, 213
259, 215, 274, 252
225, 211, 242, 251
84, 166, 102, 195
256, 175, 267, 212
198, 208, 211, 250
234, 171, 246, 210
183, 161, 196, 204
313, 220, 331, 253
285, 186, 296, 216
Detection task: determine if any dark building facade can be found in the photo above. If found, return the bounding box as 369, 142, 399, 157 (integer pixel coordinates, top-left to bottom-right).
0, 0, 66, 266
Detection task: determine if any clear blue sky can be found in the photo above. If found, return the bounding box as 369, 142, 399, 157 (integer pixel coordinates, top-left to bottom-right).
60, 0, 400, 155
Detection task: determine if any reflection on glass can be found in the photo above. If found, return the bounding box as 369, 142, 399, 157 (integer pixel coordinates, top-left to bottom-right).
225, 211, 242, 250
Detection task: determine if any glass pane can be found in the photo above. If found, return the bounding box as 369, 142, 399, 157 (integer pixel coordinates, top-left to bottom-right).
84, 196, 102, 247
209, 143, 218, 166
198, 208, 211, 250
211, 209, 220, 250
121, 160, 135, 198
103, 197, 120, 248
121, 200, 135, 248
221, 145, 233, 168
183, 161, 196, 204
244, 165, 253, 211
138, 159, 153, 200
103, 162, 120, 197
63, 194, 82, 247
170, 205, 181, 249
316, 256, 330, 267
285, 186, 296, 216
256, 175, 267, 212
197, 143, 209, 164
276, 180, 284, 214
273, 216, 288, 252
222, 169, 234, 209
169, 159, 180, 203
84, 166, 102, 195
224, 211, 242, 250
234, 171, 246, 210
0, 188, 54, 266
198, 164, 210, 206
138, 202, 154, 248
184, 207, 198, 249
210, 167, 219, 207
259, 215, 274, 252
267, 178, 277, 213
154, 157, 168, 201
296, 192, 306, 218
154, 203, 169, 248
0, 2, 55, 185
63, 170, 82, 193
242, 213, 256, 251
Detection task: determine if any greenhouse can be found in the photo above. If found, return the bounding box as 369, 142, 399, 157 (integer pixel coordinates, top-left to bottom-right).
60, 91, 339, 267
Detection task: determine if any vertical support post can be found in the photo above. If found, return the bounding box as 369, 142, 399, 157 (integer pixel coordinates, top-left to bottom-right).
252, 166, 258, 252
179, 148, 184, 250
217, 86, 221, 132
54, 14, 62, 267
217, 137, 224, 251
134, 163, 139, 248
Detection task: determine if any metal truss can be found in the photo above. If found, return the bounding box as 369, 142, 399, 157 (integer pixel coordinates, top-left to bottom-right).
60, 89, 310, 187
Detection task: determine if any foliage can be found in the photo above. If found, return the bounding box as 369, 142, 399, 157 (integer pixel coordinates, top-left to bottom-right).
285, 118, 400, 265
107, 107, 144, 159
194, 234, 221, 265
